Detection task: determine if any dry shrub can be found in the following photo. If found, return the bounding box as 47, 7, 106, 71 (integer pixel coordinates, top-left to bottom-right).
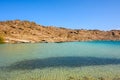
0, 36, 4, 44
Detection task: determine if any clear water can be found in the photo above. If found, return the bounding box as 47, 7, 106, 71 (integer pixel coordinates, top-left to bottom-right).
0, 41, 120, 80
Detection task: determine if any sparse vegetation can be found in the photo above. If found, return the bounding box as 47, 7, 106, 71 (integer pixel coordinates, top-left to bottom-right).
0, 36, 4, 44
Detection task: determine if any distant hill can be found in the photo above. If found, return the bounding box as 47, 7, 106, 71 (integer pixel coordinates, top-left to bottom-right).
0, 20, 120, 43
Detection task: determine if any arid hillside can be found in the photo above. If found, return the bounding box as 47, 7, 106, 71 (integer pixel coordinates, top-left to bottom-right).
0, 20, 120, 43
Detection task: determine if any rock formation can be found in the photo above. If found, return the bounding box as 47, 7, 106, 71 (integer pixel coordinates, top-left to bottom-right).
0, 20, 120, 43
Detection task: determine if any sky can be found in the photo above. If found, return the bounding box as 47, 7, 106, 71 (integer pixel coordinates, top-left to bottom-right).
0, 0, 120, 30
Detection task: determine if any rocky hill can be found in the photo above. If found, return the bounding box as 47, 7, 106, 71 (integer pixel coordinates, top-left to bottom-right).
0, 20, 120, 43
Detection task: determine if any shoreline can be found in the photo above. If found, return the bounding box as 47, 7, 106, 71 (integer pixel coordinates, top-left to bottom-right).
2, 39, 120, 44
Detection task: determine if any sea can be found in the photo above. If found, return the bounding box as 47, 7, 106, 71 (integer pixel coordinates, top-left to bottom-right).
0, 41, 120, 80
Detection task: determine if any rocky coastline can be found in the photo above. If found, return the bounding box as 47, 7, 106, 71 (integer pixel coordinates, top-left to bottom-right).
0, 20, 120, 43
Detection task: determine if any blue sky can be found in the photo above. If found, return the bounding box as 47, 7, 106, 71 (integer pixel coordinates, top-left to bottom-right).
0, 0, 120, 30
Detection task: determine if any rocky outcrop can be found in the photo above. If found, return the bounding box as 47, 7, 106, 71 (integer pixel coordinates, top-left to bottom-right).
0, 20, 120, 43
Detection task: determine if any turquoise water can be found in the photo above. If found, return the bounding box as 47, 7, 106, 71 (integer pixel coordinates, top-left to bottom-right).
0, 41, 120, 80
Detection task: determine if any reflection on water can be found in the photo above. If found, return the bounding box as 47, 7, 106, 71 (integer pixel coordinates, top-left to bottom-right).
0, 41, 120, 80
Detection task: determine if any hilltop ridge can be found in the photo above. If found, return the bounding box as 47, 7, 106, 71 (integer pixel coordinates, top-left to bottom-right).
0, 20, 120, 43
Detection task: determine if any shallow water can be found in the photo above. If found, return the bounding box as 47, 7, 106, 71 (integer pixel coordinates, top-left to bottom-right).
0, 41, 120, 80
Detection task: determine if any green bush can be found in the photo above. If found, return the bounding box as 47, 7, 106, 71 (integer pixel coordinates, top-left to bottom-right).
0, 36, 4, 44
